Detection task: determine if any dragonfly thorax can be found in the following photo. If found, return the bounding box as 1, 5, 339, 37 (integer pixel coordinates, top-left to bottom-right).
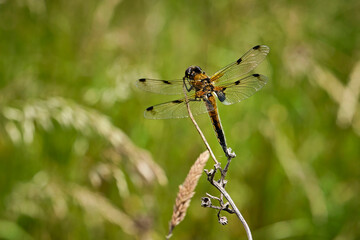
202, 84, 214, 94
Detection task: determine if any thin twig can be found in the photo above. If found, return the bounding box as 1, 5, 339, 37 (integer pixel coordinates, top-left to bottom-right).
206, 193, 221, 202
208, 174, 253, 240
221, 155, 232, 182
182, 82, 253, 240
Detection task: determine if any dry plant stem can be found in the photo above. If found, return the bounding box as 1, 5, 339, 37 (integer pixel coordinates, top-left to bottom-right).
208, 175, 252, 240
205, 193, 235, 214
221, 155, 232, 181
182, 83, 253, 240
219, 155, 232, 204
182, 84, 219, 166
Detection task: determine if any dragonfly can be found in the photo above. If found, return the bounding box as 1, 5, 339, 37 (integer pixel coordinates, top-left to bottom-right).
137, 45, 270, 157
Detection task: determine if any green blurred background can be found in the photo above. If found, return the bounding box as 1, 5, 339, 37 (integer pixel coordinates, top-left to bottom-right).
0, 0, 359, 239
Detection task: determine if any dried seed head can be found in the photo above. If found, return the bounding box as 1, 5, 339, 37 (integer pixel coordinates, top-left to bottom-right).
201, 197, 212, 207
167, 151, 210, 238
219, 216, 228, 225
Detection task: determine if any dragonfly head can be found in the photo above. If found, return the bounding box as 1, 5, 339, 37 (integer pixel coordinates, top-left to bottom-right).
185, 66, 203, 80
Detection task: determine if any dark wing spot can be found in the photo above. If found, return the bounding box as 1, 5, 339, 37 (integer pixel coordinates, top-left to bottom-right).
253, 73, 260, 77
236, 58, 242, 64
139, 78, 146, 82
172, 100, 183, 104
253, 45, 260, 50
162, 80, 171, 84
235, 80, 241, 85
146, 106, 154, 111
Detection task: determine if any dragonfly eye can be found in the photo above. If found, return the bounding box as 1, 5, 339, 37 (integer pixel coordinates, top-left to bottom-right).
185, 66, 203, 79
185, 67, 193, 79
194, 66, 202, 73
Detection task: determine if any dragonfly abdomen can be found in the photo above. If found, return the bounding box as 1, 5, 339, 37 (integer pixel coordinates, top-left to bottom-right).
205, 95, 228, 156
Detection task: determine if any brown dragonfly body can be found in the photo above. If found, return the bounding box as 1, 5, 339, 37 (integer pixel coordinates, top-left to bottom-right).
184, 68, 228, 155
137, 45, 270, 157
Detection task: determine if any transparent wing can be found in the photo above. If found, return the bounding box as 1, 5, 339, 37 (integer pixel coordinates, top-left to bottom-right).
211, 45, 270, 84
144, 96, 209, 119
136, 78, 185, 95
215, 74, 268, 105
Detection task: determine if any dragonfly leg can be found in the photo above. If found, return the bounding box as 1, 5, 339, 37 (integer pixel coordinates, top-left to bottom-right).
183, 77, 193, 92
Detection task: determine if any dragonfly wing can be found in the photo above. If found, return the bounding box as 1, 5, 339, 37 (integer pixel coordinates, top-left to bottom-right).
144, 96, 209, 119
136, 78, 185, 95
215, 74, 268, 105
211, 45, 270, 84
